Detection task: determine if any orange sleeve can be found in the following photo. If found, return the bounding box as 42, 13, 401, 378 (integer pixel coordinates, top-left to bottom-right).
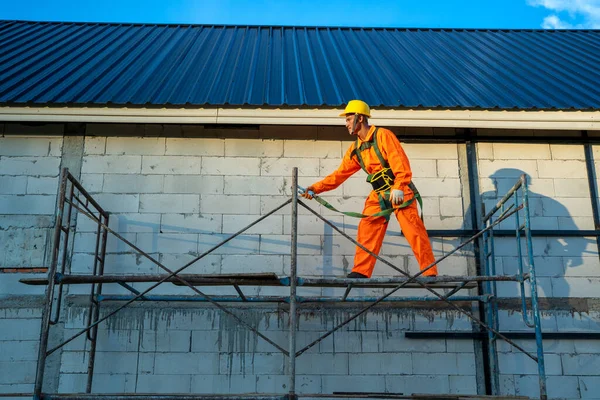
311, 143, 361, 194
379, 129, 412, 192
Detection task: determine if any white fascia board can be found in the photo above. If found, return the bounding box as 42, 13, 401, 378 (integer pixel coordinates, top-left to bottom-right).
1, 107, 599, 130
0, 107, 219, 124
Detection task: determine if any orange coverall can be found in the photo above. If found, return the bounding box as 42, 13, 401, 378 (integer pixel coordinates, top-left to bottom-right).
310, 126, 438, 277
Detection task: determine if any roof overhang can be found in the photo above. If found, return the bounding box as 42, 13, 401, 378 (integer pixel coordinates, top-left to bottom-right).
1, 107, 599, 130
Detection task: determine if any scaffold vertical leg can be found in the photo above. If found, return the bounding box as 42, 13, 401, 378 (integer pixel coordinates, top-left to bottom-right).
33, 168, 68, 400
483, 224, 500, 395
86, 212, 109, 393
288, 168, 299, 398
522, 176, 547, 400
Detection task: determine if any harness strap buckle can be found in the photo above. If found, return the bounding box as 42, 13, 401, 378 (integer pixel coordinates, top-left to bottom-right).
367, 167, 395, 193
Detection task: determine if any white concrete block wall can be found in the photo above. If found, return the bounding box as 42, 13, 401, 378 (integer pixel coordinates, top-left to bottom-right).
0, 136, 62, 269
496, 309, 600, 399
0, 305, 42, 395
401, 143, 463, 230
2, 131, 599, 399
50, 305, 475, 396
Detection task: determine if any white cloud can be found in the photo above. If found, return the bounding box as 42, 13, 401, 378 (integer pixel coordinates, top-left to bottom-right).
527, 0, 600, 28
541, 14, 573, 28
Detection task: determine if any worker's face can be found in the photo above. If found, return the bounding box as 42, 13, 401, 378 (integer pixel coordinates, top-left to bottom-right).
344, 114, 362, 135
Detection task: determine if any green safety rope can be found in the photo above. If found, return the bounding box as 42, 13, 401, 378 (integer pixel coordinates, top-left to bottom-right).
298, 186, 422, 219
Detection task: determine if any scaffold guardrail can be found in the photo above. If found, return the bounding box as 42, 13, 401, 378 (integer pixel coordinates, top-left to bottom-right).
24, 168, 546, 400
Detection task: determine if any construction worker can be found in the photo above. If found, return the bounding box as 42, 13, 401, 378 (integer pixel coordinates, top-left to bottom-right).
301, 100, 438, 278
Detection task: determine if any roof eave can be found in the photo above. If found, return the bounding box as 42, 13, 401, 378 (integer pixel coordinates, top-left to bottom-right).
1, 106, 599, 131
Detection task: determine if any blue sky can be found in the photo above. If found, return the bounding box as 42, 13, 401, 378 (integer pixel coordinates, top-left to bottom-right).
1, 0, 599, 29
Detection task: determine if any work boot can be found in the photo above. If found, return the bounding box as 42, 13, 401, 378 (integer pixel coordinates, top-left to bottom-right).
347, 271, 368, 279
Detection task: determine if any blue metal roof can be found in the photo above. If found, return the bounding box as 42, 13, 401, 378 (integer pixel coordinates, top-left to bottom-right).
1, 20, 600, 110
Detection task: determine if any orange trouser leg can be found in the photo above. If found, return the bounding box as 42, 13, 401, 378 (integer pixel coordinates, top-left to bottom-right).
394, 201, 438, 276
351, 193, 389, 278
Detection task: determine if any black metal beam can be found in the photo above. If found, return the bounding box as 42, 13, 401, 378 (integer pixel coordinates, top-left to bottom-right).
426, 229, 600, 237
405, 331, 600, 339
39, 395, 289, 400
396, 130, 599, 145
34, 393, 531, 400
465, 137, 493, 396
583, 131, 600, 264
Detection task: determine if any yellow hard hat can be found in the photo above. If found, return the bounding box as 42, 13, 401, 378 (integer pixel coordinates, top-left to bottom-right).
339, 100, 371, 118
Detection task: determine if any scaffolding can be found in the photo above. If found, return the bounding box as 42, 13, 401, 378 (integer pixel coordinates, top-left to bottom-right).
22, 167, 547, 400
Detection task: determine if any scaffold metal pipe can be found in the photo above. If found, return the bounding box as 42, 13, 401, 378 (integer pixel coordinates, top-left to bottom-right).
34, 168, 68, 400
482, 178, 523, 222
95, 294, 491, 303
20, 274, 528, 287
44, 199, 293, 358
39, 395, 290, 400
288, 167, 299, 397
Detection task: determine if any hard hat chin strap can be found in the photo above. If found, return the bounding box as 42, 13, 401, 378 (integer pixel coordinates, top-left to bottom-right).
351, 113, 359, 135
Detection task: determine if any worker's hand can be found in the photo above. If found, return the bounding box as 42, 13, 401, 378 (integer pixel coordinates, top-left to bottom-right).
390, 189, 404, 206
301, 185, 316, 199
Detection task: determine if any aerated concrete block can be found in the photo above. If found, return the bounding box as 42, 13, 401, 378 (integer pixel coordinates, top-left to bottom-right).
84, 137, 106, 155
220, 353, 285, 375
0, 176, 27, 194
538, 160, 588, 179
349, 353, 410, 375
190, 375, 256, 394
26, 177, 58, 195
154, 353, 219, 375
224, 176, 286, 195
403, 143, 458, 159
105, 137, 165, 155
103, 174, 163, 194
141, 156, 201, 175
297, 353, 349, 375
550, 144, 585, 160
202, 157, 260, 176
201, 194, 261, 214
139, 194, 198, 213
261, 158, 320, 177
161, 213, 222, 234
322, 375, 386, 394
385, 375, 450, 394
0, 137, 59, 156
165, 138, 224, 156
82, 155, 141, 174
136, 374, 191, 393
562, 353, 600, 376
580, 376, 600, 399
0, 361, 36, 384
493, 143, 551, 160
222, 214, 283, 235
225, 139, 283, 157
163, 175, 223, 194
283, 140, 342, 158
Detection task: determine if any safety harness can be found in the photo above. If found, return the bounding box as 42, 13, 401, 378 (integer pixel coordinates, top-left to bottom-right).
302, 128, 424, 220
350, 127, 423, 220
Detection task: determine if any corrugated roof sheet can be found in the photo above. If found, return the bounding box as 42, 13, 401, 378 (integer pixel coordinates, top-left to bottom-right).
1, 20, 599, 110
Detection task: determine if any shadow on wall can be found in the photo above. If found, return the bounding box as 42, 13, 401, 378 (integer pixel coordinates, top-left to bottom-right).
476, 168, 595, 298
